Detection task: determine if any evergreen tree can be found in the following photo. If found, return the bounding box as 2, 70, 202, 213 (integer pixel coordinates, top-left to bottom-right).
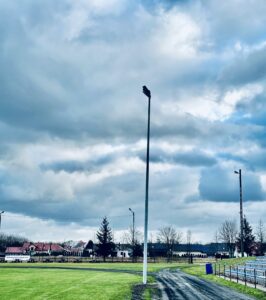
256, 220, 265, 256
237, 216, 255, 256
86, 240, 94, 250
96, 217, 114, 261
133, 242, 143, 258
83, 240, 94, 257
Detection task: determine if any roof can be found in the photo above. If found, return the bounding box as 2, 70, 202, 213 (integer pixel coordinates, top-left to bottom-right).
5, 247, 24, 254
22, 242, 64, 252
75, 241, 86, 248
147, 242, 232, 255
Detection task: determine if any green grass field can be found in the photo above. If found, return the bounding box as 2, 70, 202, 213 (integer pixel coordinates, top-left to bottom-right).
0, 262, 177, 300
0, 261, 182, 272
3, 259, 264, 299
0, 267, 141, 300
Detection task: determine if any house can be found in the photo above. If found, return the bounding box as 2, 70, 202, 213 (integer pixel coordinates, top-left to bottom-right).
5, 247, 30, 262
116, 250, 130, 258
22, 242, 65, 256
115, 243, 132, 258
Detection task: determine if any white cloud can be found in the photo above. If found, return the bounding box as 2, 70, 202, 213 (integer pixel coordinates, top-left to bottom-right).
0, 0, 266, 243
162, 83, 263, 121
152, 9, 203, 59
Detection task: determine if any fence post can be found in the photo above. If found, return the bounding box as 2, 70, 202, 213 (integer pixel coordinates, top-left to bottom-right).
219, 264, 220, 277
224, 264, 225, 278
254, 269, 256, 289
214, 264, 216, 275
237, 266, 238, 283
244, 268, 247, 286
230, 265, 231, 281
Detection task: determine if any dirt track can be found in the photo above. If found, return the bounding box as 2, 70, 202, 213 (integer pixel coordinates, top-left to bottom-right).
156, 269, 255, 300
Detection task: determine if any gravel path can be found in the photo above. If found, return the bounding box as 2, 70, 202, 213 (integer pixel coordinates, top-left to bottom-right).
156, 269, 255, 300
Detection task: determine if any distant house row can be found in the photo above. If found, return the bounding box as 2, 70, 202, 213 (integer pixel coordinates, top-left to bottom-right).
4, 241, 265, 260
5, 241, 86, 257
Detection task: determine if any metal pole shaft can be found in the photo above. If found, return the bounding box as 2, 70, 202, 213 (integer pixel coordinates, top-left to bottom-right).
239, 169, 244, 257
133, 212, 135, 246
143, 95, 151, 284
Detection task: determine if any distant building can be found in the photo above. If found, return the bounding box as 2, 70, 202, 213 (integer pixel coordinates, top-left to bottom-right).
116, 250, 130, 258
21, 242, 65, 256
5, 247, 30, 262
5, 247, 25, 255
147, 242, 234, 257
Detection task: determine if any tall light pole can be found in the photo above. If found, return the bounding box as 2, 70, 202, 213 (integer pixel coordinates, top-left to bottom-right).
234, 169, 244, 257
129, 208, 135, 246
0, 211, 4, 231
142, 85, 151, 285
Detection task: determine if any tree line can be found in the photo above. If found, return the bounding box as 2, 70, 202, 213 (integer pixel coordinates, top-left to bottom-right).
217, 217, 265, 257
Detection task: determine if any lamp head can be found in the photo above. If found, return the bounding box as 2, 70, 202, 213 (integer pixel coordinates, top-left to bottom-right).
142, 86, 151, 98
234, 171, 239, 174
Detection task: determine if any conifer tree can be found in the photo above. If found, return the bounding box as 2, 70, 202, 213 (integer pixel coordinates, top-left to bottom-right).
237, 216, 255, 256
96, 217, 114, 261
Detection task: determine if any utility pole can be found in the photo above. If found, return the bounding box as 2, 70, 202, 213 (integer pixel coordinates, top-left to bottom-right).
234, 169, 244, 257
129, 208, 135, 246
142, 85, 151, 285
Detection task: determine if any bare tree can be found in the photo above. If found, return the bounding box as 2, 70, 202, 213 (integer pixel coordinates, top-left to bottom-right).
256, 219, 265, 256
186, 230, 192, 255
218, 220, 237, 258
157, 226, 182, 260
212, 230, 219, 257
122, 226, 143, 245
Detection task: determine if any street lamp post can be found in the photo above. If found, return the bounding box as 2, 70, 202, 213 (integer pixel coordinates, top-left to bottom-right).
129, 208, 135, 246
0, 211, 4, 231
234, 169, 244, 257
142, 85, 151, 285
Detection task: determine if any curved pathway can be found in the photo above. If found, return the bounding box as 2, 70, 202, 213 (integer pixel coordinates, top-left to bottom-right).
156, 269, 255, 300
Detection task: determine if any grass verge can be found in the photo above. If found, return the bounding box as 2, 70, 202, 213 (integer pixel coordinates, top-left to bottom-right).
178, 258, 266, 300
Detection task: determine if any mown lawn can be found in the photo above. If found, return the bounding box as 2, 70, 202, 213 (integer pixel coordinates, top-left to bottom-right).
0, 261, 183, 300
178, 257, 266, 300
0, 262, 183, 273
0, 267, 142, 300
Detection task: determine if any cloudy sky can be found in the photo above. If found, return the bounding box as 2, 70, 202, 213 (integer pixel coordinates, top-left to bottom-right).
1, 0, 266, 243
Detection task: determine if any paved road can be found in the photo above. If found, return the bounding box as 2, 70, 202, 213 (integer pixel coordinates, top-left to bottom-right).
156, 269, 255, 300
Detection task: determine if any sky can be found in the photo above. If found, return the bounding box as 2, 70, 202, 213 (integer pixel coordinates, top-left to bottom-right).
1, 0, 266, 243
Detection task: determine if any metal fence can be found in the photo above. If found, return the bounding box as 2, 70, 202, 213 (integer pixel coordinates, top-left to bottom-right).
214, 263, 266, 289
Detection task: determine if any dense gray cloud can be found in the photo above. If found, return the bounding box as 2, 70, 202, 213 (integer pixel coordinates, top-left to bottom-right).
199, 166, 265, 202
0, 0, 266, 242
219, 48, 266, 86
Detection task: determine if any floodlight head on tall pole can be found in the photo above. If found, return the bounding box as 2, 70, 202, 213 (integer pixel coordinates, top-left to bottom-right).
234, 169, 244, 257
143, 86, 151, 99
142, 85, 151, 285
